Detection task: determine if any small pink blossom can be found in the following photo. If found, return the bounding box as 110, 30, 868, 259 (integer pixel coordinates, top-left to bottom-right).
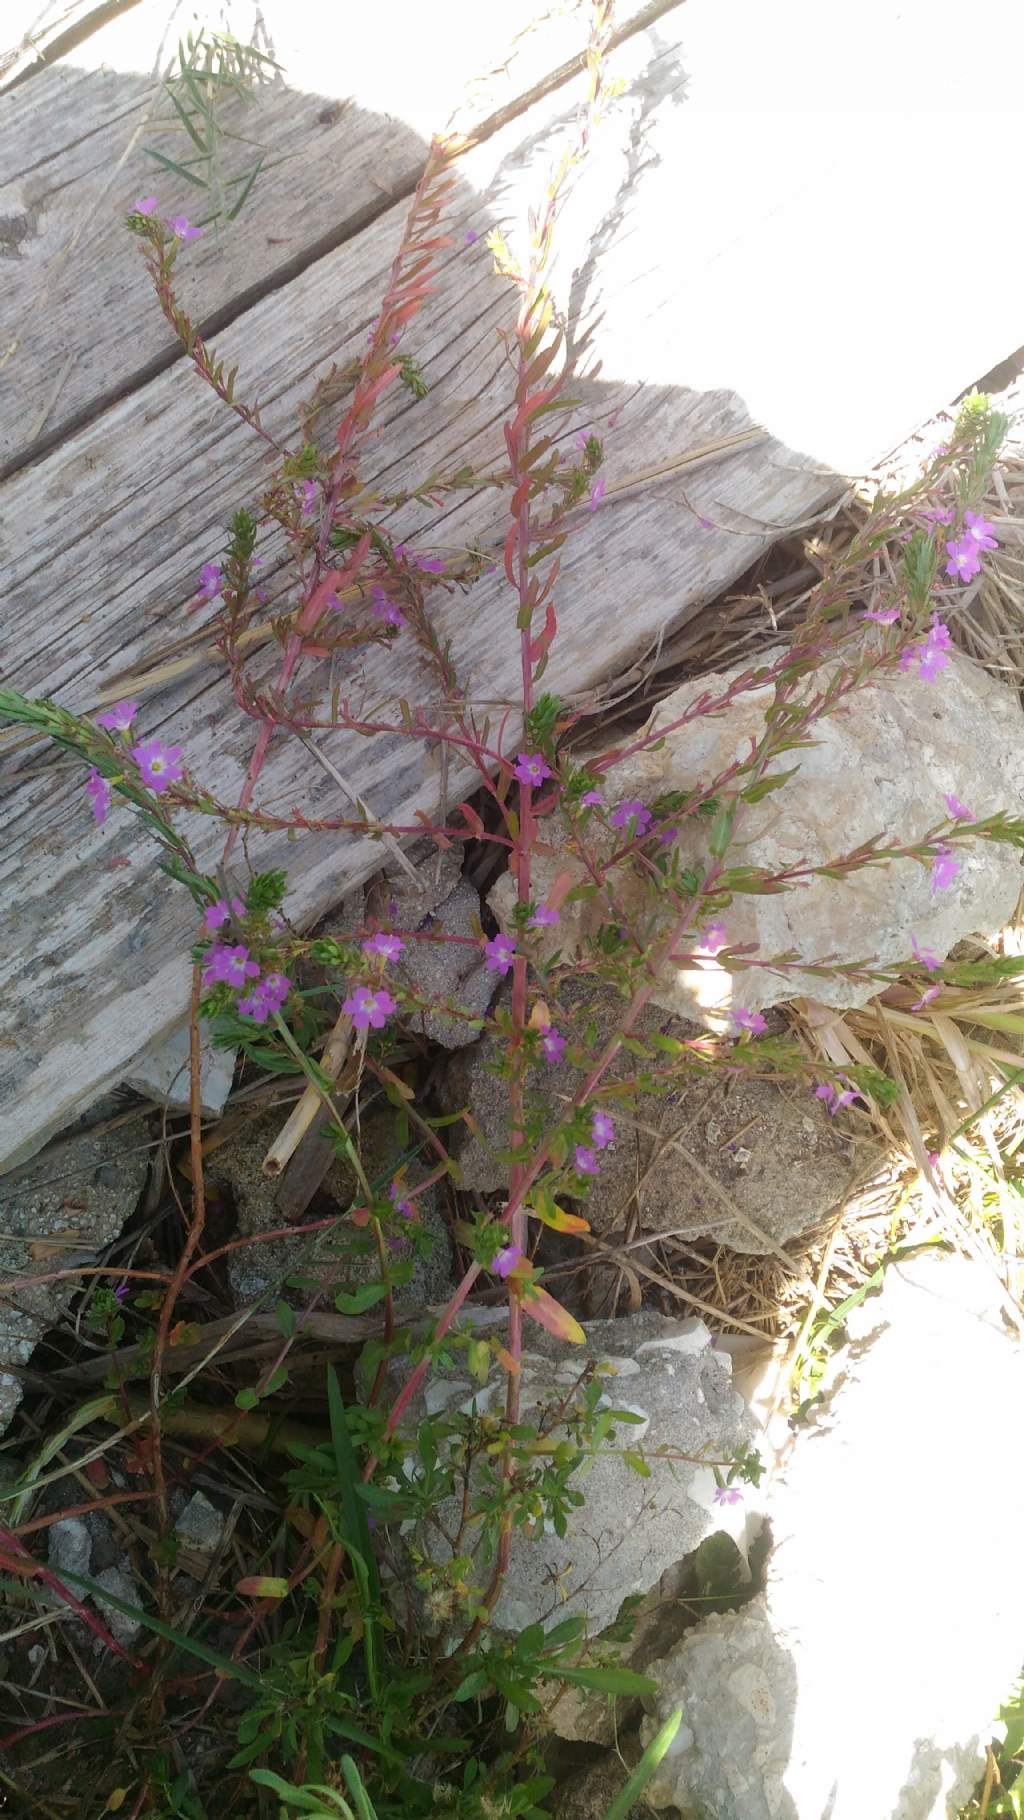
732, 1007, 768, 1036
589, 477, 606, 511
464, 229, 478, 245
325, 591, 342, 611
540, 1027, 566, 1064
917, 643, 950, 683
713, 1484, 743, 1506
529, 903, 560, 928
203, 896, 246, 931
610, 799, 653, 835
297, 479, 317, 514
581, 789, 604, 808
133, 196, 158, 215
700, 921, 728, 956
921, 503, 954, 526
911, 984, 941, 1011
513, 752, 551, 788
574, 430, 590, 450
344, 985, 396, 1030
484, 933, 517, 976
574, 1145, 599, 1176
203, 944, 260, 989
132, 737, 183, 792
911, 935, 940, 972
943, 792, 975, 822
363, 931, 405, 962
388, 1182, 414, 1218
371, 585, 406, 627
945, 538, 982, 582
963, 510, 998, 551
592, 1110, 615, 1149
815, 1081, 858, 1115
494, 1244, 525, 1279
658, 826, 679, 847
259, 971, 292, 1009
864, 605, 901, 625
168, 215, 202, 242
197, 562, 222, 600
931, 844, 960, 894
237, 990, 272, 1023
97, 700, 138, 732
86, 769, 110, 824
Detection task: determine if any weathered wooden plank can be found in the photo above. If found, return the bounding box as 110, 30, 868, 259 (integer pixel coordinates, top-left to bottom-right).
1, 0, 142, 87
4, 4, 1024, 1170
0, 0, 670, 472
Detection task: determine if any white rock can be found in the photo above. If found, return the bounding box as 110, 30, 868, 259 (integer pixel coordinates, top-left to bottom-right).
642, 1251, 1024, 1820
493, 647, 1024, 1021
174, 1491, 225, 1553
92, 1564, 143, 1650
47, 1516, 92, 1581
124, 1021, 235, 1116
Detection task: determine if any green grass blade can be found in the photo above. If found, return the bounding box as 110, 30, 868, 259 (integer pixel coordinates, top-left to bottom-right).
599, 1708, 682, 1820
226, 156, 265, 220
165, 81, 208, 152
340, 1756, 380, 1820
143, 148, 209, 187
55, 1567, 264, 1691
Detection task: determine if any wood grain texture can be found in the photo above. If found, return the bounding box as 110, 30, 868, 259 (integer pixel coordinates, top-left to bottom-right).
0, 0, 668, 472
3, 2, 1023, 1169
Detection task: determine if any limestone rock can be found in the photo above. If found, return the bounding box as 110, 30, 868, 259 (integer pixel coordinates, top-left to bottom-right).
175, 1492, 225, 1553
492, 648, 1024, 1023
441, 981, 861, 1253
641, 1251, 1024, 1820
395, 876, 496, 1049
48, 1516, 92, 1582
92, 1564, 143, 1651
403, 1310, 759, 1637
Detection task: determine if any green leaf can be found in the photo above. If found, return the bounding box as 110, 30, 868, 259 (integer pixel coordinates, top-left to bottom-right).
56, 1568, 264, 1691
340, 1757, 380, 1820
143, 147, 209, 186
599, 1708, 683, 1820
234, 1386, 259, 1411
549, 1664, 659, 1696
335, 1283, 388, 1315
276, 1300, 296, 1338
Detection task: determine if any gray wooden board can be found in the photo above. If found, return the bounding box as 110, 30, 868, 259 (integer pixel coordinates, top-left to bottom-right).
0, 0, 669, 472
3, 3, 1024, 1168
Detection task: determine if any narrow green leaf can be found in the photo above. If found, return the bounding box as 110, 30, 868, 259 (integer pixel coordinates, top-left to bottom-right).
599, 1708, 683, 1820
551, 1664, 659, 1696
143, 148, 209, 186
56, 1568, 264, 1690
340, 1756, 380, 1820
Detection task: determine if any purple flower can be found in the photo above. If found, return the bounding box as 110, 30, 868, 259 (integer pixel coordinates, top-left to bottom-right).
943, 792, 975, 822
921, 503, 954, 526
581, 789, 604, 808
903, 615, 953, 683
529, 903, 560, 928
610, 799, 653, 835
259, 971, 292, 1009
911, 984, 941, 1012
203, 943, 260, 989
114, 1283, 130, 1301
237, 990, 272, 1023
464, 229, 478, 245
732, 1007, 768, 1036
132, 737, 183, 792
911, 935, 940, 972
589, 477, 606, 511
413, 553, 446, 574
493, 1244, 525, 1279
197, 562, 222, 600
963, 510, 998, 551
574, 1145, 599, 1177
168, 215, 202, 242
815, 1081, 858, 1115
325, 592, 342, 611
700, 921, 728, 956
371, 585, 406, 627
297, 479, 317, 514
658, 826, 679, 847
592, 1111, 615, 1150
513, 752, 551, 788
540, 1027, 566, 1064
917, 643, 950, 683
133, 196, 158, 215
574, 430, 590, 450
713, 1484, 743, 1506
97, 699, 138, 732
344, 985, 396, 1030
203, 896, 246, 931
388, 1182, 414, 1219
931, 844, 960, 894
363, 931, 405, 962
484, 933, 517, 976
864, 605, 901, 625
86, 768, 111, 824
945, 538, 982, 583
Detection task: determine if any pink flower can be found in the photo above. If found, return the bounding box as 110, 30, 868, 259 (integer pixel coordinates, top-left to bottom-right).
363, 932, 405, 962
464, 229, 478, 245
589, 477, 606, 511
911, 935, 940, 972
97, 700, 138, 732
732, 1007, 768, 1036
931, 844, 960, 894
864, 605, 901, 625
371, 585, 406, 627
344, 985, 396, 1030
513, 752, 551, 788
540, 1027, 566, 1064
920, 503, 954, 526
203, 944, 260, 989
945, 538, 982, 582
203, 897, 246, 931
168, 215, 202, 241
592, 1110, 615, 1149
963, 510, 998, 551
943, 792, 975, 822
529, 903, 560, 928
658, 826, 679, 847
86, 768, 110, 824
325, 592, 342, 611
574, 1145, 599, 1176
237, 990, 272, 1023
133, 196, 158, 215
388, 1182, 414, 1218
197, 562, 222, 600
917, 643, 949, 683
815, 1081, 858, 1115
610, 799, 652, 835
700, 921, 728, 956
484, 933, 517, 976
713, 1484, 743, 1506
902, 615, 953, 683
911, 984, 941, 1011
297, 479, 317, 514
493, 1244, 525, 1279
259, 971, 292, 1010
581, 789, 604, 807
132, 737, 183, 792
